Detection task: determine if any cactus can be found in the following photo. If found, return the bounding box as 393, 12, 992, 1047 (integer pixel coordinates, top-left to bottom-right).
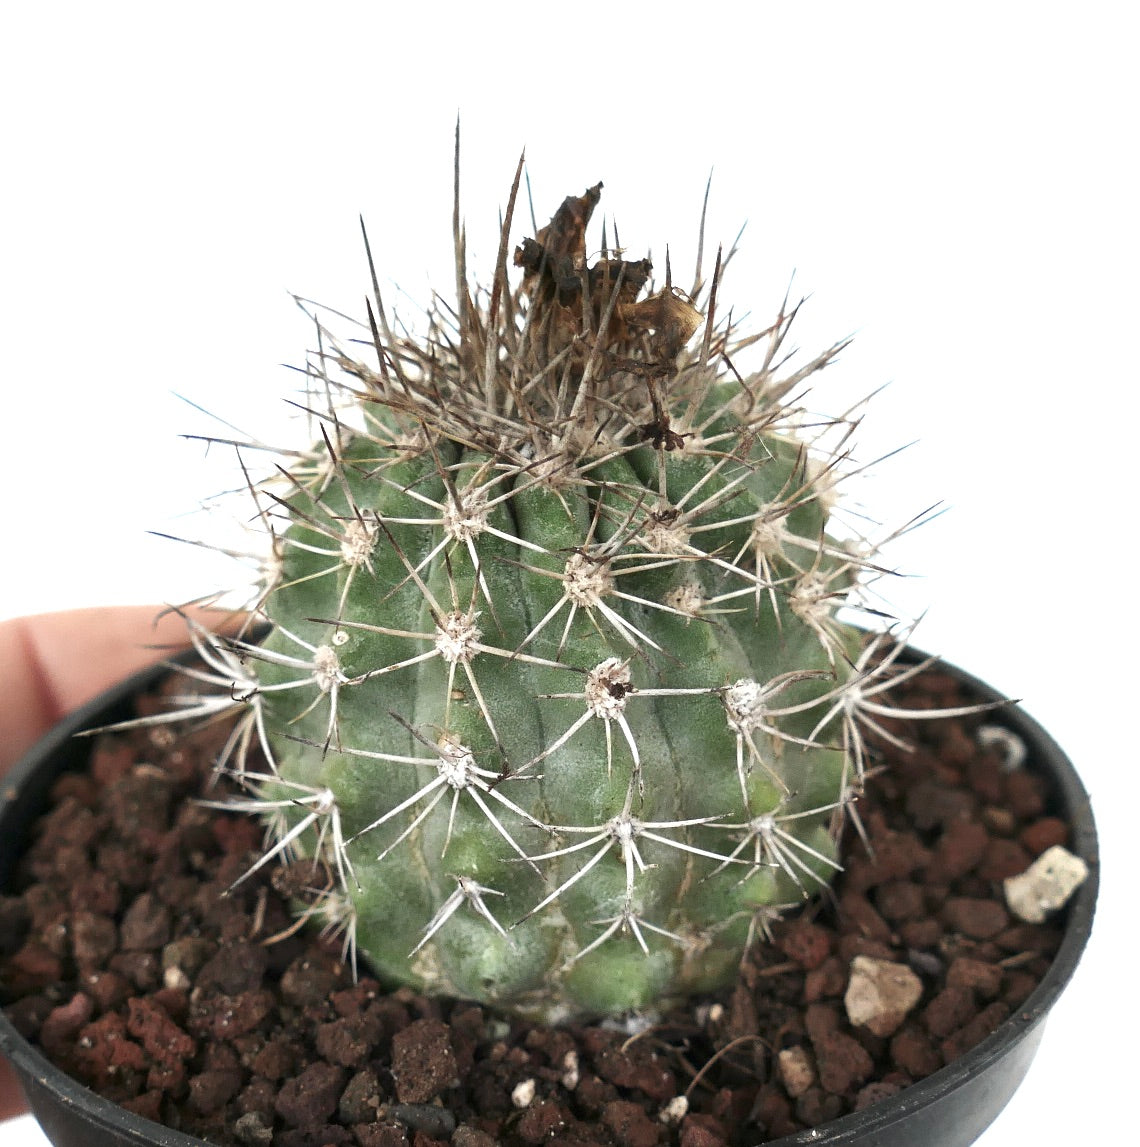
175, 167, 910, 1025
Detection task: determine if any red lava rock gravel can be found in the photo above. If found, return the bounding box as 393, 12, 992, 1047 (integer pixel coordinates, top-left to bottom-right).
1, 660, 1069, 1145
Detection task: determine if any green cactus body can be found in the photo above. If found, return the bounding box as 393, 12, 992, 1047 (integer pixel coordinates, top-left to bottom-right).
207, 180, 875, 1023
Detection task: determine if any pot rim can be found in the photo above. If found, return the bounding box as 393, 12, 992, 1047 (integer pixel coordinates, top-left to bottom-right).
0, 646, 1099, 1147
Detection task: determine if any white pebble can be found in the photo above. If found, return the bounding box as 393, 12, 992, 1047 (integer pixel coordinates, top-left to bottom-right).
511, 1078, 536, 1109
659, 1095, 689, 1124
1004, 845, 1089, 923
560, 1049, 580, 1090
163, 965, 190, 991
777, 1046, 817, 1098
844, 955, 924, 1037
977, 725, 1027, 771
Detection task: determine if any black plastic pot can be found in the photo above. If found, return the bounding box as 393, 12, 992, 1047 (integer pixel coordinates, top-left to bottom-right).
0, 650, 1098, 1147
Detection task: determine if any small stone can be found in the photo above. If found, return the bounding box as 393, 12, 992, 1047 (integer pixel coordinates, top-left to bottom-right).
74, 1013, 146, 1083
942, 896, 1009, 939
839, 892, 892, 943
907, 948, 944, 979
388, 1103, 458, 1138
250, 1035, 295, 1080
119, 892, 172, 951
352, 1125, 410, 1147
338, 1067, 382, 1125
752, 1086, 797, 1139
453, 1128, 497, 1147
238, 1077, 276, 1121
859, 829, 930, 886
778, 919, 833, 969
680, 1112, 730, 1147
804, 1001, 842, 1044
512, 1078, 537, 1108
162, 937, 214, 976
946, 957, 1003, 999
560, 1048, 580, 1090
39, 993, 95, 1057
659, 1094, 689, 1124
390, 1018, 459, 1104
70, 912, 118, 969
515, 1099, 564, 1144
777, 1045, 817, 1098
1002, 970, 1040, 1009
1019, 816, 1069, 856
602, 1099, 659, 1147
890, 1025, 942, 1078
163, 965, 191, 991
979, 837, 1034, 881
941, 1002, 1011, 1060
279, 955, 339, 1007
276, 1128, 353, 1147
316, 1015, 376, 1067
854, 1079, 904, 1111
697, 1002, 724, 1026
594, 1040, 677, 1101
981, 806, 1017, 836
108, 950, 160, 991
126, 996, 195, 1064
899, 918, 943, 948
185, 989, 274, 1041
121, 1091, 163, 1123
1004, 769, 1046, 818
575, 1072, 618, 1115
905, 781, 973, 831
928, 818, 989, 881
1004, 845, 1089, 924
922, 986, 976, 1038
274, 1062, 346, 1127
839, 935, 897, 967
195, 941, 268, 995
81, 970, 129, 1013
188, 1069, 241, 1115
804, 956, 848, 1003
7, 941, 63, 990
874, 880, 924, 922
813, 1031, 874, 1095
844, 956, 924, 1037
233, 1111, 273, 1146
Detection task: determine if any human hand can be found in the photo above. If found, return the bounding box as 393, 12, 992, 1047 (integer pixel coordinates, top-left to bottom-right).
0, 605, 227, 1122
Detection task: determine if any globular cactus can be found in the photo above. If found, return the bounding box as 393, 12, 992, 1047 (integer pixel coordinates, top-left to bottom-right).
182, 170, 903, 1024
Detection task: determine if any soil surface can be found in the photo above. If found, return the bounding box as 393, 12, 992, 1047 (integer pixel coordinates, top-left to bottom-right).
2, 662, 1068, 1146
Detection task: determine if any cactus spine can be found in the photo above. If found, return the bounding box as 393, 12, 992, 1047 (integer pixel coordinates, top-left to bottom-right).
189, 168, 896, 1024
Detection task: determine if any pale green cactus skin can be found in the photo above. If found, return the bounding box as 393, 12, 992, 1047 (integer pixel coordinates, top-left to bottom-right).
212, 181, 873, 1023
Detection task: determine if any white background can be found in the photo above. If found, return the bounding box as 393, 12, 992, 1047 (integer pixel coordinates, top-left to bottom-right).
2, 2, 1134, 1144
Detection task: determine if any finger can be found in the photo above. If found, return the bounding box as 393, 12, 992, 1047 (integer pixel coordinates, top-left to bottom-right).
0, 606, 233, 773
0, 1056, 27, 1122
0, 607, 229, 1117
